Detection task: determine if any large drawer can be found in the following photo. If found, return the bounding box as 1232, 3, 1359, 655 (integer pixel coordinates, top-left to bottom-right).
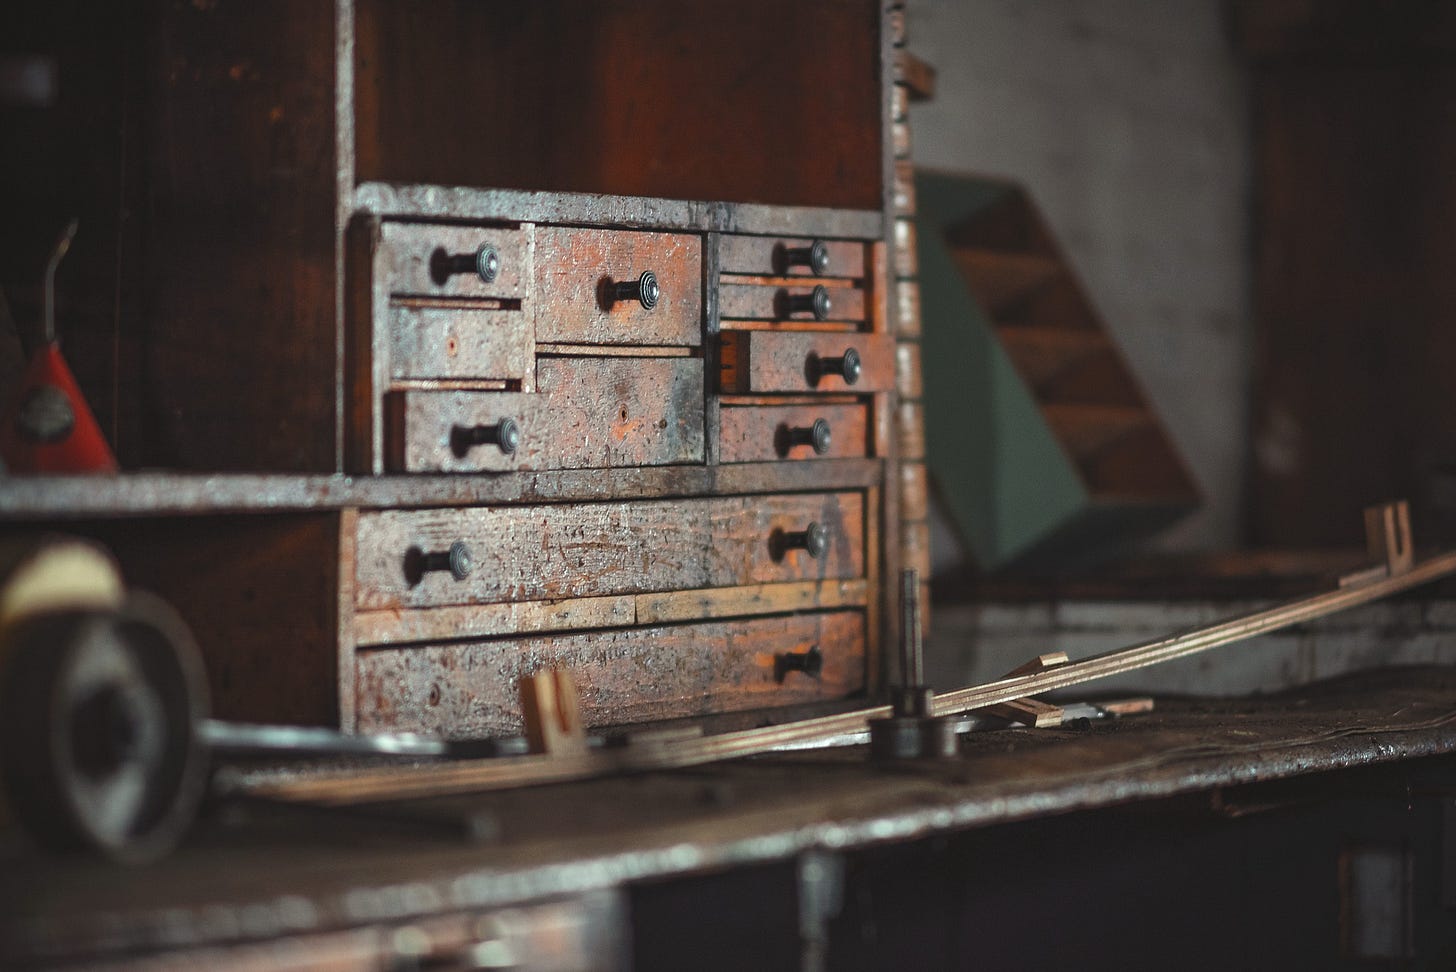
385, 356, 704, 472
354, 611, 866, 735
533, 227, 701, 346
719, 330, 896, 394
380, 222, 528, 300
354, 492, 865, 611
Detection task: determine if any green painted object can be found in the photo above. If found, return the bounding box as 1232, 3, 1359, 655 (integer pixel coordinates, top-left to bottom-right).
916, 172, 1199, 571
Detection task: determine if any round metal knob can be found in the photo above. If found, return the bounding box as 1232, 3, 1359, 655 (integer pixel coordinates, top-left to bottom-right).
786, 284, 831, 321
784, 240, 830, 276
612, 270, 660, 310
775, 645, 824, 681
438, 243, 500, 284
421, 541, 473, 581
453, 417, 520, 456
783, 522, 828, 559
817, 348, 861, 386
786, 418, 832, 455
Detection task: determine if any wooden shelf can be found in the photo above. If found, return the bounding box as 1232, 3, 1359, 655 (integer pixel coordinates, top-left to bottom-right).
994, 324, 1110, 389
951, 248, 1063, 314
1041, 403, 1154, 460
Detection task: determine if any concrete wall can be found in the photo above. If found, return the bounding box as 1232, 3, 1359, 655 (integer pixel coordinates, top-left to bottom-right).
906, 0, 1251, 552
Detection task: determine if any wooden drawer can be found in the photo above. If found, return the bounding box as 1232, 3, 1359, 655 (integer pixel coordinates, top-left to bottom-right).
355, 611, 866, 735
720, 235, 866, 278
533, 227, 701, 346
719, 403, 869, 462
719, 330, 896, 394
719, 281, 866, 323
385, 357, 703, 472
387, 301, 533, 381
380, 222, 527, 299
354, 492, 865, 611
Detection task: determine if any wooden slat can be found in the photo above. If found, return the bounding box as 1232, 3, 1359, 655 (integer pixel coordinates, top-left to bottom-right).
954, 249, 1063, 314
894, 218, 918, 278
891, 83, 909, 122
386, 357, 704, 473
354, 491, 865, 611
533, 226, 702, 346
718, 236, 867, 278
888, 7, 907, 47
896, 341, 923, 400
719, 330, 896, 394
995, 324, 1109, 389
380, 222, 527, 299
354, 579, 872, 646
896, 279, 921, 337
892, 119, 911, 160
900, 461, 929, 521
1042, 403, 1155, 460
387, 304, 533, 382
897, 401, 926, 460
894, 49, 937, 101
893, 159, 917, 216
719, 283, 866, 322
902, 519, 931, 579
354, 611, 867, 735
719, 403, 869, 463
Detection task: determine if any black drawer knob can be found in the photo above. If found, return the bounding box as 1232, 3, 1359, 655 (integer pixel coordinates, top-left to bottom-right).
784, 240, 830, 276
612, 270, 660, 310
817, 348, 861, 386
452, 417, 520, 456
421, 541, 474, 581
786, 284, 831, 321
786, 418, 832, 455
436, 243, 500, 284
775, 645, 824, 682
783, 522, 828, 559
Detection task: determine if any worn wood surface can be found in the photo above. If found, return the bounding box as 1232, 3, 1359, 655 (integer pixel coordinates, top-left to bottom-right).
893, 160, 917, 216
719, 237, 867, 278
380, 222, 527, 299
899, 461, 929, 521
386, 357, 704, 473
895, 280, 921, 337
718, 282, 867, 323
355, 610, 867, 735
532, 227, 701, 346
354, 492, 865, 611
896, 402, 925, 460
354, 0, 882, 210
895, 341, 923, 399
894, 49, 937, 101
386, 303, 533, 382
893, 218, 918, 278
719, 331, 896, 394
355, 579, 871, 646
719, 404, 869, 463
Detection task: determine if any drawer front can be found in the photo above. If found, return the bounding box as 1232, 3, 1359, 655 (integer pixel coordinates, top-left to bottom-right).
386, 357, 704, 472
719, 403, 869, 463
381, 222, 527, 299
720, 235, 867, 278
719, 330, 896, 394
719, 282, 866, 323
355, 611, 866, 735
387, 303, 533, 381
355, 492, 865, 610
534, 227, 701, 346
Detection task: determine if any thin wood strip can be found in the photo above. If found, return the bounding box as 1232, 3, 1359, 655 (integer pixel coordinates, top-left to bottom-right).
535, 344, 696, 358
896, 341, 923, 400
899, 462, 929, 521
894, 218, 918, 278
245, 549, 1456, 806
896, 280, 921, 337
719, 274, 862, 289
718, 320, 863, 333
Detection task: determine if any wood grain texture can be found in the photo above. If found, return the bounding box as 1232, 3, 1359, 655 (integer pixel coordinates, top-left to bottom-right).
894, 218, 918, 278
719, 404, 869, 463
895, 341, 923, 400
718, 283, 866, 323
380, 222, 527, 299
900, 461, 929, 521
719, 236, 867, 278
354, 611, 867, 735
354, 491, 866, 610
386, 357, 704, 472
902, 519, 931, 579
387, 304, 533, 381
355, 579, 871, 646
896, 280, 921, 337
719, 330, 896, 394
894, 160, 917, 216
533, 227, 701, 346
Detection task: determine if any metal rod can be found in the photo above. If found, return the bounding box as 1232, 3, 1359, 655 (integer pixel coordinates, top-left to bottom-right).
899, 568, 922, 687
42, 219, 78, 345
240, 549, 1456, 806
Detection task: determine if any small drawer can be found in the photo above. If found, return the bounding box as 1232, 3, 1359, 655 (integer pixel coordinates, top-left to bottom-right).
355, 611, 867, 735
386, 356, 704, 472
718, 281, 866, 323
719, 403, 869, 462
534, 227, 701, 346
720, 235, 866, 278
354, 491, 865, 611
387, 302, 533, 381
380, 222, 527, 299
719, 330, 896, 394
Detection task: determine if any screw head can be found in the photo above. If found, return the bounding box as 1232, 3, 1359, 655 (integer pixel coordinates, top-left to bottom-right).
474, 244, 500, 283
